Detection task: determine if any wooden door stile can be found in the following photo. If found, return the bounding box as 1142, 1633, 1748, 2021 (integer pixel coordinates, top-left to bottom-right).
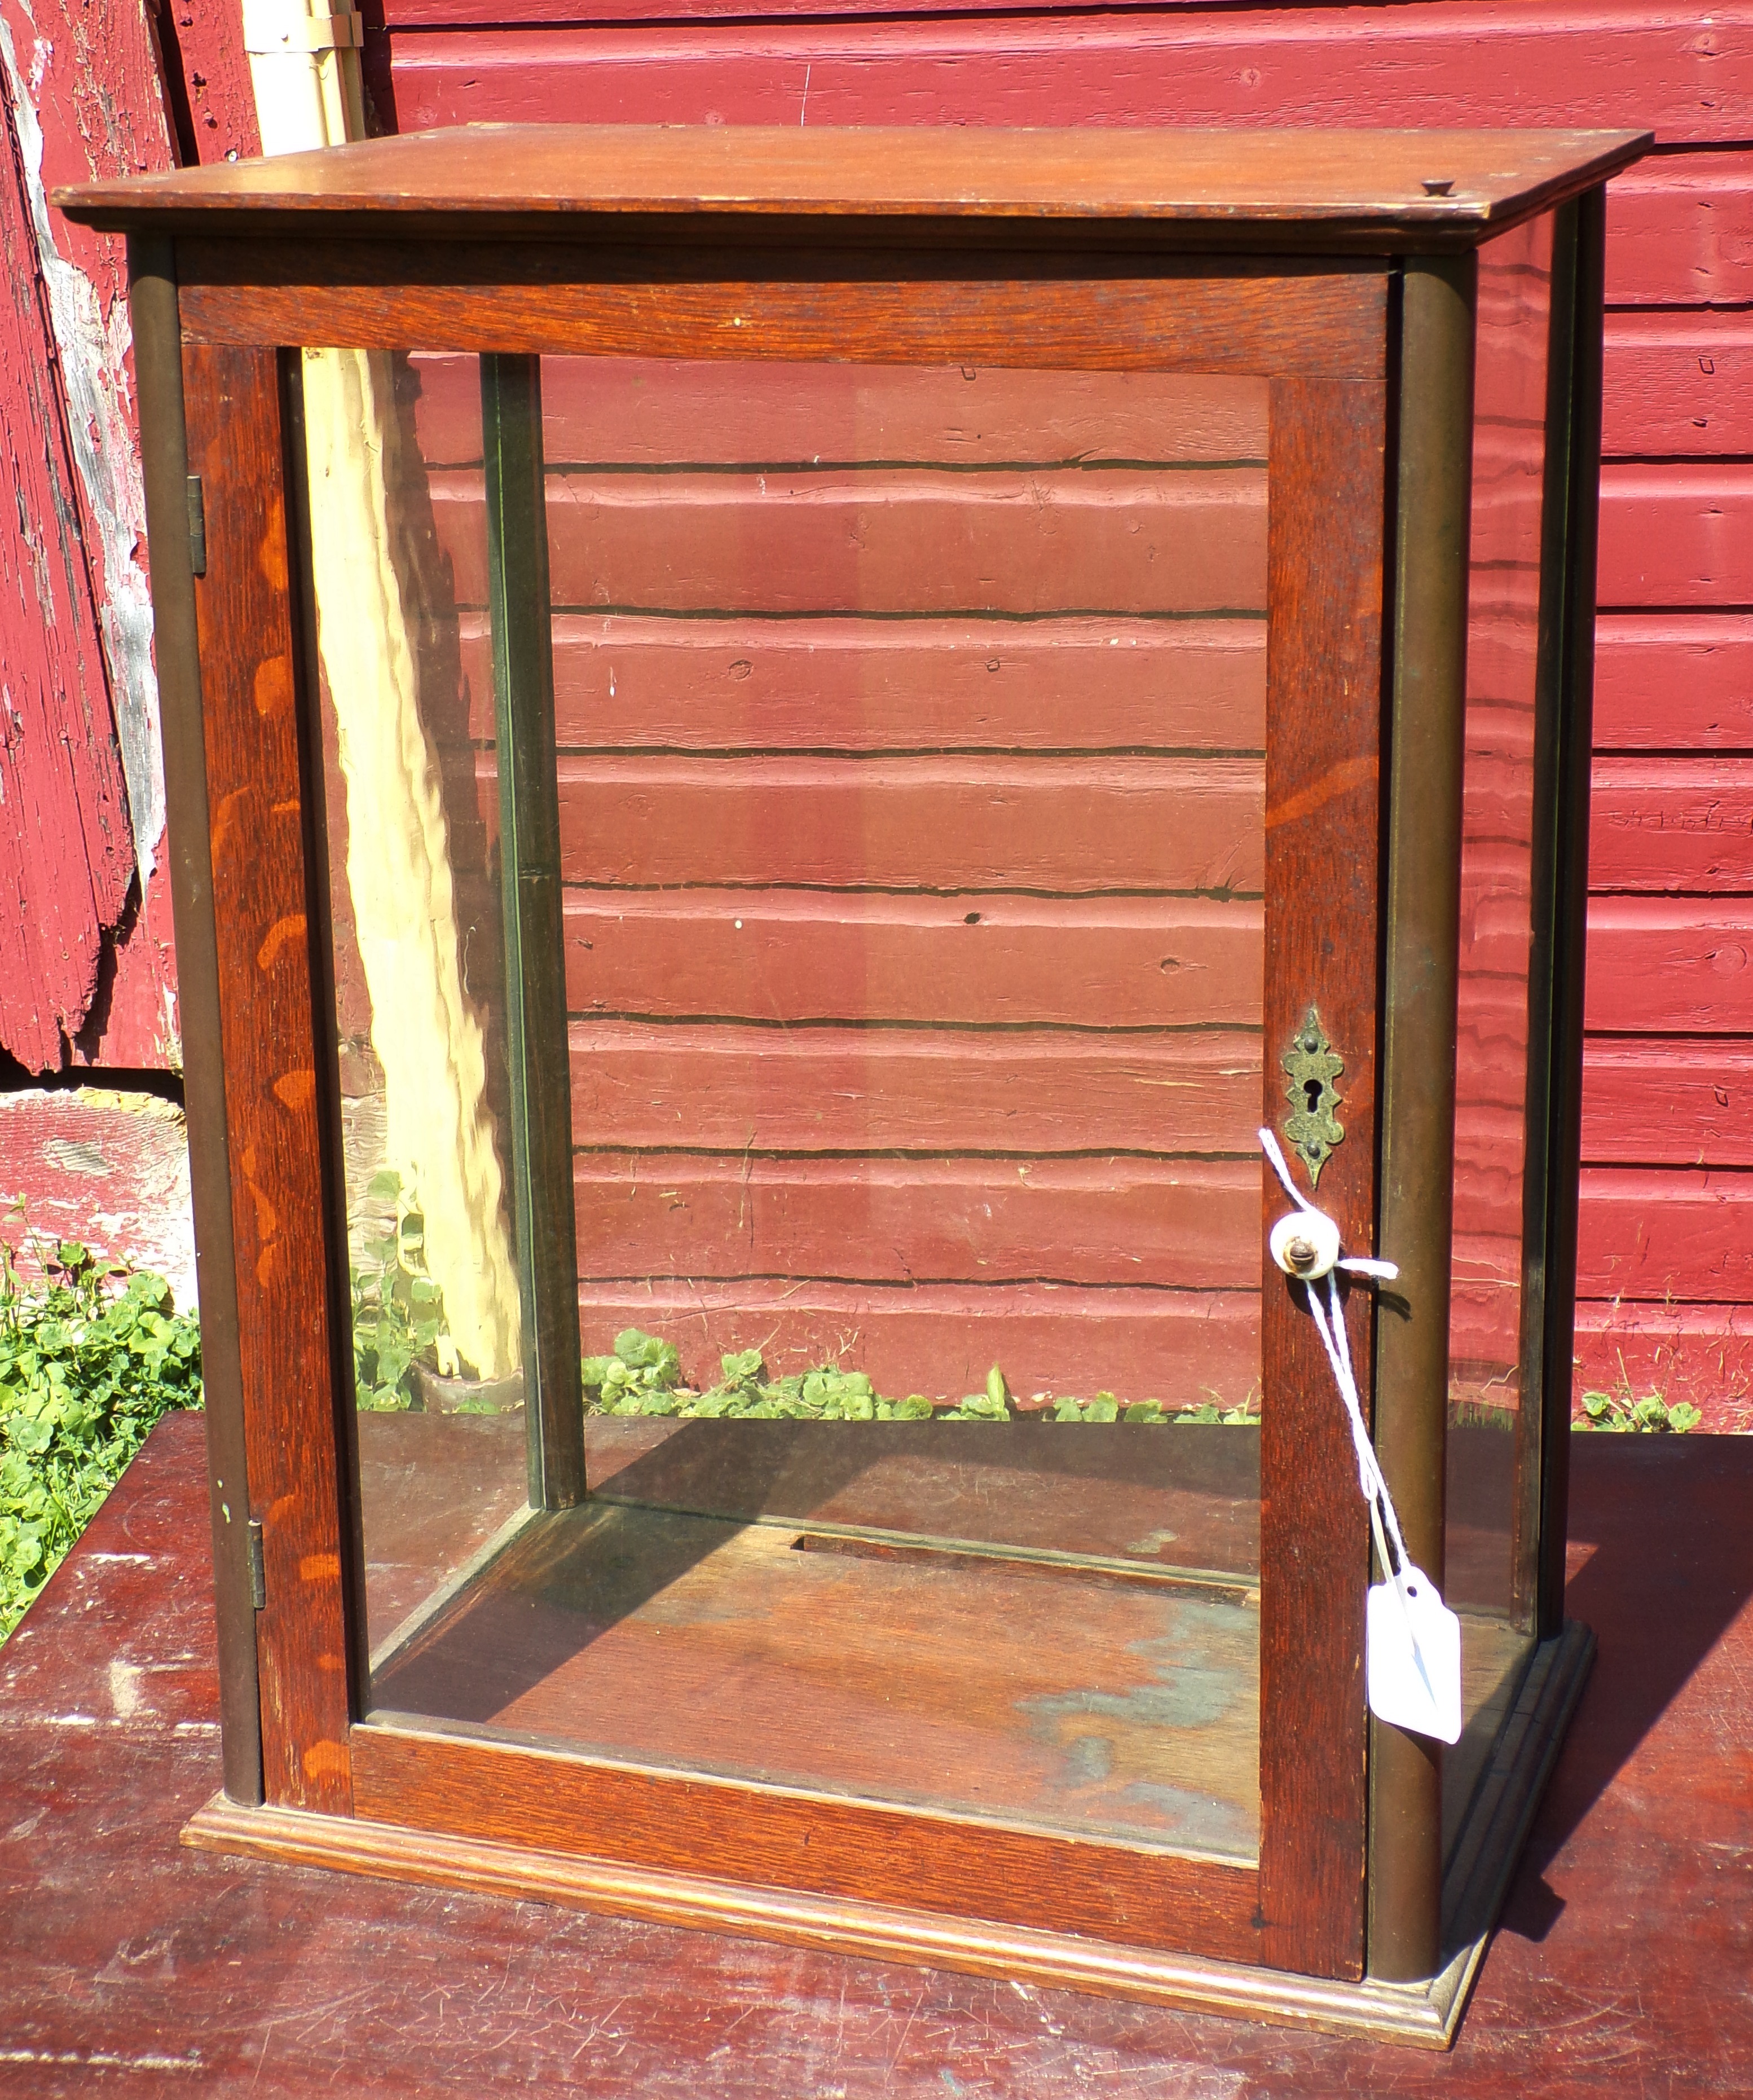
1257, 372, 1388, 1981
349, 1718, 1263, 1963
184, 342, 356, 1815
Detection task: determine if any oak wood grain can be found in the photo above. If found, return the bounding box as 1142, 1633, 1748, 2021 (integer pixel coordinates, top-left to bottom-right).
350, 1717, 1263, 1961
171, 252, 1389, 381
58, 124, 1648, 243
184, 344, 354, 1813
1257, 375, 1384, 1982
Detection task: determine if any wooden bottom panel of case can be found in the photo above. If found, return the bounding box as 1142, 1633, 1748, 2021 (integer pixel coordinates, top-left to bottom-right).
345, 1721, 1262, 1961
184, 1622, 1592, 2052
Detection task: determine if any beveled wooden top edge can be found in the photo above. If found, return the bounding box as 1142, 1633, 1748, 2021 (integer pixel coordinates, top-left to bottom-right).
56, 124, 1650, 248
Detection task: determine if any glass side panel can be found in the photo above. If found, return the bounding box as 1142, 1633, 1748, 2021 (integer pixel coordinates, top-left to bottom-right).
344, 349, 1270, 1863
1444, 210, 1556, 1839
305, 346, 531, 1657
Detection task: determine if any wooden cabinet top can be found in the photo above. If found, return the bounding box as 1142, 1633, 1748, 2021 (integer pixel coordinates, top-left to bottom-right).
58, 123, 1648, 251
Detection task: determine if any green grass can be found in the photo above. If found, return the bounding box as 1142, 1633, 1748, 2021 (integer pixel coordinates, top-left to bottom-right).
349, 1169, 450, 1412
0, 1212, 202, 1645
582, 1331, 1261, 1424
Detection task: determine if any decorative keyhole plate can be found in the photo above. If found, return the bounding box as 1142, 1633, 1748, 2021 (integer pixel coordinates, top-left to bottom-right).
1282, 1006, 1344, 1186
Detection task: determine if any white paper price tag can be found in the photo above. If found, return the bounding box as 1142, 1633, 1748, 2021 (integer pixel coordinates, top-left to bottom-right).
1366, 1564, 1463, 1745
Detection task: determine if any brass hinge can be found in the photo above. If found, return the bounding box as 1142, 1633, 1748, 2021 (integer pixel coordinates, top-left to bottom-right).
246, 1518, 266, 1611
186, 475, 207, 578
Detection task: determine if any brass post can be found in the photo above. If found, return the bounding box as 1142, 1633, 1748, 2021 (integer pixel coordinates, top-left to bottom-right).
126, 235, 265, 1805
481, 353, 587, 1511
1369, 252, 1477, 1983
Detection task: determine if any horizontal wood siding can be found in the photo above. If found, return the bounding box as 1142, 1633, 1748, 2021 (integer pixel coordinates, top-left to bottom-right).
376, 9, 1752, 140
356, 0, 1752, 1418
439, 468, 1269, 618
565, 1022, 1261, 1153
485, 754, 1264, 892
1594, 131, 1752, 1417
462, 615, 1266, 754
1449, 214, 1550, 1406
0, 0, 183, 1071
570, 1279, 1263, 1407
421, 359, 1271, 1403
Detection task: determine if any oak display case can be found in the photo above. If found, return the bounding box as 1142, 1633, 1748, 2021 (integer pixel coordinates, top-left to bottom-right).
60, 123, 1646, 2046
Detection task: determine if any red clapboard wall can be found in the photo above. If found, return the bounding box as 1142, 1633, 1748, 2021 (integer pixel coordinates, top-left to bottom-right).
410, 355, 1272, 1401
0, 0, 173, 1073
18, 0, 1751, 1417
0, 0, 258, 1075
361, 0, 1753, 1419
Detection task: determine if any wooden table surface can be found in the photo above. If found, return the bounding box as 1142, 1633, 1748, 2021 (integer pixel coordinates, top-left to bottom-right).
1, 1412, 1747, 2097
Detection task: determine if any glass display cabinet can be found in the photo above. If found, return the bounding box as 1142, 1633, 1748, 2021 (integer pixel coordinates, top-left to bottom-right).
61, 122, 1646, 2045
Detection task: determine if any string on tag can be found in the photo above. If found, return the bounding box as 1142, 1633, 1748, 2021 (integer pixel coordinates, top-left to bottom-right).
1258, 1127, 1463, 1743
1259, 1127, 1408, 1587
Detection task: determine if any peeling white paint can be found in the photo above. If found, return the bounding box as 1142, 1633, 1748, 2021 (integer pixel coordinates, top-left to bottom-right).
0, 10, 164, 880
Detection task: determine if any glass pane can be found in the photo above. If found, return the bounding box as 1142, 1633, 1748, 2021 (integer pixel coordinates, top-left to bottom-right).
353, 349, 1270, 1864
1446, 211, 1556, 1833
307, 346, 531, 1657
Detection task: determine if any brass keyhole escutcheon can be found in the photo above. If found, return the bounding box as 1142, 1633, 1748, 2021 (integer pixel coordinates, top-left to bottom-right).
1282, 1005, 1344, 1186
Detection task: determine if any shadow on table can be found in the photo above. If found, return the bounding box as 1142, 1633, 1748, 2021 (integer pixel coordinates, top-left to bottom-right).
1499, 1433, 1753, 1941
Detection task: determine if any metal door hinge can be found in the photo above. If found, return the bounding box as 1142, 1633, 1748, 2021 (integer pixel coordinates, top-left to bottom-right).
186, 475, 207, 577
246, 1518, 266, 1610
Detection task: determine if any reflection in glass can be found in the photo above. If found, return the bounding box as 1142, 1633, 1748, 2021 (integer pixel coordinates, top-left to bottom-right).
336, 350, 1271, 1861
1444, 210, 1557, 1841
307, 346, 530, 1653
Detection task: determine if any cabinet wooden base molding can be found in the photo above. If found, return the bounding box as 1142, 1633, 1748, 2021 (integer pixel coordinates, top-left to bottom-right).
184, 1618, 1592, 2050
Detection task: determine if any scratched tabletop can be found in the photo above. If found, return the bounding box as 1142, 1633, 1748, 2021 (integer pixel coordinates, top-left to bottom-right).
1, 1412, 1747, 2098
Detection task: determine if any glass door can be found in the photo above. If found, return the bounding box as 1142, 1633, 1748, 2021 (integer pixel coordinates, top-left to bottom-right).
321, 346, 1271, 1861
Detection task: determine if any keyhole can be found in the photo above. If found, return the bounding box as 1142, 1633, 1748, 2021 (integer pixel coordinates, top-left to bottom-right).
1304, 1076, 1325, 1116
